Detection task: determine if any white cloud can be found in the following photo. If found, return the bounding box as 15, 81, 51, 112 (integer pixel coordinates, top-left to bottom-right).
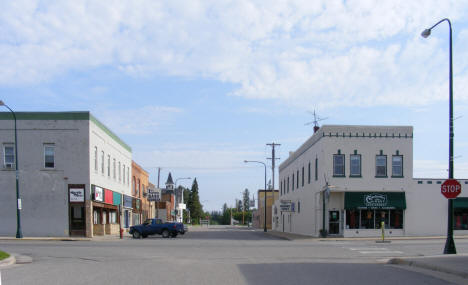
95, 105, 182, 135
414, 159, 468, 178
1, 1, 468, 108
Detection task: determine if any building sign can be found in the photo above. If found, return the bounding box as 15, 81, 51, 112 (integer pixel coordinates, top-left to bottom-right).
364, 193, 387, 208
123, 195, 132, 208
70, 188, 85, 202
147, 191, 160, 201
280, 200, 293, 212
94, 186, 103, 202
104, 189, 113, 204
345, 192, 406, 210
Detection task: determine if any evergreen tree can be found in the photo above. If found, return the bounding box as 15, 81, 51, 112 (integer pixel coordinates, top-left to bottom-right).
243, 188, 250, 212
188, 178, 203, 224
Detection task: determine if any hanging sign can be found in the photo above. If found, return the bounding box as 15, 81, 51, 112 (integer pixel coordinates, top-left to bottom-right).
94, 186, 103, 202
70, 188, 85, 202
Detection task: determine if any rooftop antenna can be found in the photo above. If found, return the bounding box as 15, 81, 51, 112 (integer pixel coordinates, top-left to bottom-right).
305, 110, 328, 133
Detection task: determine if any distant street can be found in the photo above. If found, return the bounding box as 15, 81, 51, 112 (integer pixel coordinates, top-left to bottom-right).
1, 226, 468, 285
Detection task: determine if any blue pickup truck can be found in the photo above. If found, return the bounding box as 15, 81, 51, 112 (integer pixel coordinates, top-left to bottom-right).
129, 218, 186, 239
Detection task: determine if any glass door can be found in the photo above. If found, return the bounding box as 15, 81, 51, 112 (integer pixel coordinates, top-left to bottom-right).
328, 210, 340, 235
70, 204, 85, 236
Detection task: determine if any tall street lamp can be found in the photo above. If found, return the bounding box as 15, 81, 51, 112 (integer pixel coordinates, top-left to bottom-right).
421, 18, 456, 254
244, 160, 267, 232
175, 177, 191, 223
0, 100, 23, 238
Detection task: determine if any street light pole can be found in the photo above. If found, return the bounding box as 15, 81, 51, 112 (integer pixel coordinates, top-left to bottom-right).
0, 100, 23, 238
175, 177, 191, 223
244, 160, 267, 232
421, 18, 456, 254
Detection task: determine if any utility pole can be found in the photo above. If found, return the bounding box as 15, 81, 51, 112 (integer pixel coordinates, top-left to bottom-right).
267, 143, 281, 191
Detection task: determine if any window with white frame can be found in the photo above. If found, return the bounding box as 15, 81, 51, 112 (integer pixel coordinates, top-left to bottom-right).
333, 151, 345, 177
122, 164, 125, 183
392, 154, 403, 177
101, 151, 104, 174
127, 167, 130, 185
44, 145, 55, 168
113, 159, 116, 179
94, 147, 98, 171
107, 155, 110, 177
350, 153, 361, 177
376, 153, 387, 177
118, 161, 121, 182
3, 144, 14, 167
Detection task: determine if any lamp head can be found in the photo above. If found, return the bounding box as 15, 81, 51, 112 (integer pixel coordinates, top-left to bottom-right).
244, 160, 248, 163
0, 100, 4, 106
421, 29, 431, 38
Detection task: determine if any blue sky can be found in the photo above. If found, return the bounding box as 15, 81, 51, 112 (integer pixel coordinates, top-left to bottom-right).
2, 1, 468, 211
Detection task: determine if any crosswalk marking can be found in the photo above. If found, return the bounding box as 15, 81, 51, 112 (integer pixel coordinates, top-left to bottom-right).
347, 247, 403, 255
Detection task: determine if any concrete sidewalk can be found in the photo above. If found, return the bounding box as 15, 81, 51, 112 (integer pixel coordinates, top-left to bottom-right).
265, 230, 468, 241
388, 255, 468, 279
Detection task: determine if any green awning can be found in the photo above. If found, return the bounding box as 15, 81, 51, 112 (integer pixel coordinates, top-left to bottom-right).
454, 197, 468, 208
345, 192, 406, 210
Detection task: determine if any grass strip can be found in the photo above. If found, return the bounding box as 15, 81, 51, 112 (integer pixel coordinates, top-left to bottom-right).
0, 250, 10, 261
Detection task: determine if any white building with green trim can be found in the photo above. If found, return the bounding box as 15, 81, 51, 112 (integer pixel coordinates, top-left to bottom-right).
0, 111, 133, 237
274, 125, 468, 237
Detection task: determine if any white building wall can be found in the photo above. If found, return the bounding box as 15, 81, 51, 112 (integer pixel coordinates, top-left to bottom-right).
89, 118, 132, 196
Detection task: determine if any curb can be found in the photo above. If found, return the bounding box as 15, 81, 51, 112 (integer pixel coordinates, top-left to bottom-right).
0, 255, 15, 268
388, 257, 468, 279
0, 237, 91, 241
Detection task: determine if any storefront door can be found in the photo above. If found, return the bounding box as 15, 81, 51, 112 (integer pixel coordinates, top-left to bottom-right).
329, 210, 340, 235
70, 204, 85, 236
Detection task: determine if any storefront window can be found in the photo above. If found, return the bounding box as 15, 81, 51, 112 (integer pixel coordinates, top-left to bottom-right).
102, 211, 107, 224
454, 209, 468, 230
360, 210, 374, 229
93, 209, 100, 224
110, 210, 117, 224
347, 209, 404, 229
346, 210, 360, 229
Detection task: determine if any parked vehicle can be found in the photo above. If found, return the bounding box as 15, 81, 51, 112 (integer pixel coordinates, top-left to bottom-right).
129, 219, 186, 239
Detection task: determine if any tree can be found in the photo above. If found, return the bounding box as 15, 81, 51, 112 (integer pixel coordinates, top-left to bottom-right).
187, 178, 203, 224
237, 200, 243, 212
243, 188, 250, 212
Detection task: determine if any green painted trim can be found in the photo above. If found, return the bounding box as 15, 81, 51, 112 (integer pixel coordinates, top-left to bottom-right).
0, 111, 89, 120
89, 115, 131, 152
375, 176, 388, 178
0, 111, 131, 152
391, 176, 404, 178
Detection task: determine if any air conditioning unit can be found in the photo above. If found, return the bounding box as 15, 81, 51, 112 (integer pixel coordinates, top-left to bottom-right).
5, 163, 14, 169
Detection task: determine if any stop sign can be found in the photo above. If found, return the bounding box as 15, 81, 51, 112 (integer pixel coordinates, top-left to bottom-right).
441, 179, 462, 199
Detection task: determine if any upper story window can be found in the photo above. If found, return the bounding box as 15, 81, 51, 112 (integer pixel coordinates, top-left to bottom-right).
127, 167, 130, 185
296, 170, 299, 188
3, 144, 14, 168
287, 177, 290, 193
308, 162, 311, 184
315, 158, 318, 181
113, 159, 116, 179
118, 162, 121, 182
333, 151, 345, 177
302, 167, 305, 187
132, 177, 136, 195
44, 144, 55, 168
101, 151, 104, 174
292, 173, 295, 191
94, 147, 98, 171
376, 152, 387, 177
350, 153, 361, 177
107, 155, 110, 177
122, 164, 125, 183
392, 153, 403, 177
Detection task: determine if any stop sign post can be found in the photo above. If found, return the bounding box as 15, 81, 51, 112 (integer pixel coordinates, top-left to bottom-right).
441, 179, 462, 199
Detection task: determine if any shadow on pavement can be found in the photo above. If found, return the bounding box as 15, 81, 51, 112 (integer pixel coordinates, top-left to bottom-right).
237, 263, 451, 285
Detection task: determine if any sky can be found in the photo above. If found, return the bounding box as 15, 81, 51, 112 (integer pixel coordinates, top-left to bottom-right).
2, 1, 468, 212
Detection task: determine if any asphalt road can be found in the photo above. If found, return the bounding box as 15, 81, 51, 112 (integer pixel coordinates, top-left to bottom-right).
1, 226, 467, 285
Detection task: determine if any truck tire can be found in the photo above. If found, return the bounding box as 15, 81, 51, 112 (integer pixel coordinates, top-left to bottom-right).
133, 231, 141, 239
162, 229, 170, 238
171, 232, 177, 238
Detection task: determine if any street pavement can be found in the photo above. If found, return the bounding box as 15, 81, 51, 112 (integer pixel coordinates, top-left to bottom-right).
0, 226, 467, 285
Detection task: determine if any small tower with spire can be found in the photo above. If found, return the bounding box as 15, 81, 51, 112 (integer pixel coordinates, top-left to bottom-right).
165, 172, 174, 190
